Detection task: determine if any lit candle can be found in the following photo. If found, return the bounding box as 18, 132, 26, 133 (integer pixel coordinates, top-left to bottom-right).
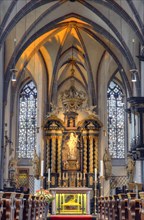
48, 168, 50, 181
100, 160, 103, 177
41, 160, 44, 176
77, 173, 79, 180
94, 168, 97, 181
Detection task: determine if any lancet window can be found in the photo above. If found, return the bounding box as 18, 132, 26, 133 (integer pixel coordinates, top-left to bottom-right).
107, 81, 125, 158
17, 81, 37, 158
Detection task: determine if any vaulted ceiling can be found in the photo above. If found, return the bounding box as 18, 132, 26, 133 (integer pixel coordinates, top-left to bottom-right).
1, 0, 144, 104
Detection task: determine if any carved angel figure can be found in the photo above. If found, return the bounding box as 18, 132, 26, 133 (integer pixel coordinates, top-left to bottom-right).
84, 105, 97, 116
103, 148, 112, 180
32, 148, 40, 179
126, 155, 135, 183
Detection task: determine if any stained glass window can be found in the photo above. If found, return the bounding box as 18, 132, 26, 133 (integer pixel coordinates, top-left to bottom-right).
107, 81, 125, 158
17, 81, 37, 158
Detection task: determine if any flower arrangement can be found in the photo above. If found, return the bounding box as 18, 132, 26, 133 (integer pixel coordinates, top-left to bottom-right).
35, 188, 55, 204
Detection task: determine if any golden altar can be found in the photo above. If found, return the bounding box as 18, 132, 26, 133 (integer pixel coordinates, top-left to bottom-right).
50, 187, 92, 215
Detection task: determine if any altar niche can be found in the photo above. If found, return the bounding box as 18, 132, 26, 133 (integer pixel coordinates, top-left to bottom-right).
62, 132, 81, 171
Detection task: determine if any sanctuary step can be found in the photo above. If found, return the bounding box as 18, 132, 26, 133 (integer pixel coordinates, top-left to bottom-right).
47, 215, 96, 220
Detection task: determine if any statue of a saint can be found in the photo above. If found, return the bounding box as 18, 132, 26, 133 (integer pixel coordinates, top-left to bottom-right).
103, 147, 112, 180
32, 148, 40, 179
126, 155, 135, 183
67, 133, 78, 159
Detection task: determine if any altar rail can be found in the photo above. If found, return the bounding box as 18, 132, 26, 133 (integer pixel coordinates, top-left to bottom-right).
0, 192, 48, 220
97, 192, 144, 220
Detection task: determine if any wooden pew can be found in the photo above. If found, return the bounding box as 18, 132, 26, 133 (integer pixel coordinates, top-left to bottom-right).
1, 192, 16, 220
0, 192, 4, 219
112, 195, 119, 220
31, 195, 37, 220
107, 196, 113, 220
14, 193, 24, 220
139, 192, 144, 220
104, 196, 108, 219
118, 193, 128, 220
127, 193, 141, 220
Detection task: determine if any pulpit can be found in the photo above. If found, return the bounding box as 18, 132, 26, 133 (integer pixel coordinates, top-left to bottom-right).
50, 187, 92, 215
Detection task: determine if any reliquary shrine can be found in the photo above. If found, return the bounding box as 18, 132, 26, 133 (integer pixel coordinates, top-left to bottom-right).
43, 84, 102, 214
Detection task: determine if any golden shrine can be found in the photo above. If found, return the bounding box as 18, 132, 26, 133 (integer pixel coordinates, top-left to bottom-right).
43, 83, 102, 214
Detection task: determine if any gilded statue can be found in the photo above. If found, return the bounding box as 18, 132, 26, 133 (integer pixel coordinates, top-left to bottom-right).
103, 147, 112, 180
67, 132, 78, 159
126, 155, 135, 183
9, 157, 18, 184
32, 148, 40, 179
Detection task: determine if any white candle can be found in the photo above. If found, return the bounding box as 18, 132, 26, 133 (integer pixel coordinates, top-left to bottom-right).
94, 168, 97, 181
100, 160, 103, 176
41, 160, 44, 176
77, 173, 79, 180
48, 168, 50, 181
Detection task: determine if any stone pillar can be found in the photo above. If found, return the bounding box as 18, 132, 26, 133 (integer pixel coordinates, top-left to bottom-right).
89, 136, 93, 173
51, 136, 56, 173
0, 45, 4, 188
83, 136, 88, 174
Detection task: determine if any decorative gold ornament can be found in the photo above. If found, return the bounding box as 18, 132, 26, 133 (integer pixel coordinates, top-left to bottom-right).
60, 85, 86, 112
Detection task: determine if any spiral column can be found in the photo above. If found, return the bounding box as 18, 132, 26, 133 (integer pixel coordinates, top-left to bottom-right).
46, 138, 51, 170
57, 136, 62, 173
94, 136, 99, 169
51, 136, 56, 173
83, 135, 88, 173
89, 135, 94, 173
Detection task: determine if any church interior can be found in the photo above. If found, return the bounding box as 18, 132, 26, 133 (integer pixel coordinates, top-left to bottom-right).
1, 0, 144, 219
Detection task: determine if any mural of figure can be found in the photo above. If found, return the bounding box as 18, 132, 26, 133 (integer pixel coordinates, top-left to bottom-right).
126, 155, 135, 183
67, 133, 78, 159
103, 148, 112, 180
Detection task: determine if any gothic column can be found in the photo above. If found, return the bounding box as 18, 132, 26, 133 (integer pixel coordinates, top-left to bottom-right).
127, 97, 144, 183
0, 45, 4, 188
51, 136, 56, 173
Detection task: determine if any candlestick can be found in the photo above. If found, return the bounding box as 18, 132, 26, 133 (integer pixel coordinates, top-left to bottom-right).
94, 168, 97, 181
41, 160, 44, 176
48, 168, 50, 181
100, 160, 103, 177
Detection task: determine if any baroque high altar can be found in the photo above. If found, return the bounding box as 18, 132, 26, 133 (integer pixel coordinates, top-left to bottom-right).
43, 84, 102, 215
